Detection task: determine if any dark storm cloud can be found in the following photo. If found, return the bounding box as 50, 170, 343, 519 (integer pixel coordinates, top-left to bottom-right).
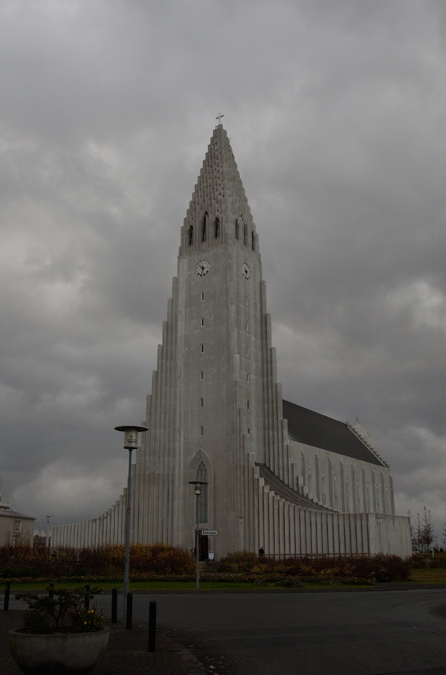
0, 0, 444, 537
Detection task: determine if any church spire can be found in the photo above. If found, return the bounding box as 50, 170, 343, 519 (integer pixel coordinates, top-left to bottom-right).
181, 126, 256, 253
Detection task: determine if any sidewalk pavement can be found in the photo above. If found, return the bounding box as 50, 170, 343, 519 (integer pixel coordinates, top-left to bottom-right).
0, 610, 205, 675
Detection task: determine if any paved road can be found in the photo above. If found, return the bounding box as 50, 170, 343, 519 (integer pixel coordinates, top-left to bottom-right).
9, 589, 446, 674
94, 589, 446, 675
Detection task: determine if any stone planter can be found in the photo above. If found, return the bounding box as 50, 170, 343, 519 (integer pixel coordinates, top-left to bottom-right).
8, 626, 110, 674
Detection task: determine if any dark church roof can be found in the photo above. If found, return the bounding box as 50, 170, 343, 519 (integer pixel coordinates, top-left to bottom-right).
282, 400, 385, 467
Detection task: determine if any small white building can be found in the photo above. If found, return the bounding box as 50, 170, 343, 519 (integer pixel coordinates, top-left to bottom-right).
0, 502, 35, 547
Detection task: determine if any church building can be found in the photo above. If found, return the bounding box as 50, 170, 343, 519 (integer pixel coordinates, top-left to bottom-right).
52, 124, 411, 558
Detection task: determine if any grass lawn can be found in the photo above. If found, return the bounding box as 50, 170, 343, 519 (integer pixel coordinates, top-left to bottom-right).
4, 580, 264, 592
5, 579, 372, 593
409, 568, 446, 584
4, 569, 446, 593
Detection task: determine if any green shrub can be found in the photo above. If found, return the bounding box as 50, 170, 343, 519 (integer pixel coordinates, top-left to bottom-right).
219, 552, 410, 582
17, 588, 105, 634
368, 554, 410, 581
410, 552, 446, 568
1, 565, 40, 579
219, 551, 258, 571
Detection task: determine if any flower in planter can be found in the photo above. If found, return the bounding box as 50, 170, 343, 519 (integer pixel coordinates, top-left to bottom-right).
16, 587, 105, 634
71, 607, 105, 633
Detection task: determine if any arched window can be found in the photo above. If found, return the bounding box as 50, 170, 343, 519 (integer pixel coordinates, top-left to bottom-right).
243, 222, 247, 245
188, 225, 194, 246
202, 213, 208, 242
235, 219, 239, 240
214, 217, 220, 238
251, 231, 255, 251
196, 461, 208, 523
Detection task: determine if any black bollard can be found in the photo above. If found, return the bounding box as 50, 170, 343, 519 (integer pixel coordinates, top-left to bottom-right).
48, 581, 54, 599
84, 584, 90, 610
111, 588, 118, 624
126, 592, 133, 631
148, 601, 157, 652
3, 581, 10, 611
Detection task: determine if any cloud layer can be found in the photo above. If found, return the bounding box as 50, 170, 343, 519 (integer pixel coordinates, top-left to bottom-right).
1, 0, 445, 541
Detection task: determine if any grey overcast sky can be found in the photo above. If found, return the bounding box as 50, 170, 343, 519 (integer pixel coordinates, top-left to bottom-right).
1, 0, 445, 539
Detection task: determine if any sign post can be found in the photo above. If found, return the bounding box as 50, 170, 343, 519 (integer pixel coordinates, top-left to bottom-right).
188, 481, 208, 591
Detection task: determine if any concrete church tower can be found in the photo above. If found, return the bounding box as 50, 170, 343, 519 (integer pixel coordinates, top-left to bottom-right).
52, 124, 411, 558
140, 121, 283, 557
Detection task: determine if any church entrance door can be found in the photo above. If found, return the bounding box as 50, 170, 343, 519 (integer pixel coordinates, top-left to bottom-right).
199, 535, 208, 561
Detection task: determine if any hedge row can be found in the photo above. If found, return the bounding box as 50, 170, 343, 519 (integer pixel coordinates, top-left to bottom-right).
0, 544, 434, 581
219, 551, 411, 581
0, 543, 195, 578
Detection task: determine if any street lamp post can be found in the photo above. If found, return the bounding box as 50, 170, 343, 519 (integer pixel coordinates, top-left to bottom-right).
188, 480, 208, 591
115, 425, 148, 622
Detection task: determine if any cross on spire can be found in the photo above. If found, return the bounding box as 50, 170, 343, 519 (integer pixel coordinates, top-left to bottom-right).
216, 112, 224, 125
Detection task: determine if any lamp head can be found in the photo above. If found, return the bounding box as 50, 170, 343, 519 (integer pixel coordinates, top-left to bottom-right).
115, 425, 148, 450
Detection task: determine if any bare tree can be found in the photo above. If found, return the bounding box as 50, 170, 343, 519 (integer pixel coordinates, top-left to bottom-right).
409, 507, 435, 551
419, 506, 434, 551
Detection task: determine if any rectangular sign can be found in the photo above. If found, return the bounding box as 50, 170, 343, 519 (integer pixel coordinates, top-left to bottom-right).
200, 529, 219, 536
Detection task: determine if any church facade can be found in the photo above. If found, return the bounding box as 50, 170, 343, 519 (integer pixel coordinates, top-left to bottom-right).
52, 125, 411, 558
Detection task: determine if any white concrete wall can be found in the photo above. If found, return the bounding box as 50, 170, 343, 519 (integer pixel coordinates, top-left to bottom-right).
288, 439, 395, 516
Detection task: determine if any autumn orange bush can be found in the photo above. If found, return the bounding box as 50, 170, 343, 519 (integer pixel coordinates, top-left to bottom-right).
0, 543, 195, 579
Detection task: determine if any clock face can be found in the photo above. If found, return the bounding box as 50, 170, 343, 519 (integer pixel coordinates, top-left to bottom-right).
242, 263, 251, 280
196, 260, 210, 276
